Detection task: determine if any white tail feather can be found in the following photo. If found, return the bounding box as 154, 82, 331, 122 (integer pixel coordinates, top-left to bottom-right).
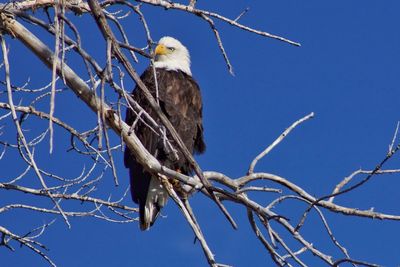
141, 176, 168, 230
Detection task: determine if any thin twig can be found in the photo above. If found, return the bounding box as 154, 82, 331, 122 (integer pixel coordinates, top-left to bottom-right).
234, 7, 250, 22
248, 112, 314, 174
160, 175, 219, 267
1, 36, 71, 228
389, 121, 399, 153
200, 14, 234, 75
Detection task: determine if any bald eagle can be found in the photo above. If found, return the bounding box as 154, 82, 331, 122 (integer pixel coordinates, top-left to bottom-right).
124, 37, 206, 230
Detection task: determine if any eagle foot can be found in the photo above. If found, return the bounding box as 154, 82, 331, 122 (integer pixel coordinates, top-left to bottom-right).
169, 178, 188, 200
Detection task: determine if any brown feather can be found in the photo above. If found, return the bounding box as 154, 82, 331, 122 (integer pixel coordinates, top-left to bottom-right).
124, 67, 205, 228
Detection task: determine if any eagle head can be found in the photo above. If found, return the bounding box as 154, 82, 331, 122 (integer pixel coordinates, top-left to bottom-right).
154, 36, 192, 76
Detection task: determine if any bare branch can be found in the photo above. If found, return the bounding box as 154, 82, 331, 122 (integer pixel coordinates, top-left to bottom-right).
248, 112, 314, 174
1, 35, 71, 228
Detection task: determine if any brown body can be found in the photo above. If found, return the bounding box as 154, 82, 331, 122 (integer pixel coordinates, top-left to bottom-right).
124, 67, 205, 229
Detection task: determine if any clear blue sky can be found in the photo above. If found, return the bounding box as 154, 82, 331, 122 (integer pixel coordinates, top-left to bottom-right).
1, 1, 400, 266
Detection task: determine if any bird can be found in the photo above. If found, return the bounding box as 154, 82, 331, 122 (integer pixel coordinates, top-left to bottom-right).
124, 36, 206, 230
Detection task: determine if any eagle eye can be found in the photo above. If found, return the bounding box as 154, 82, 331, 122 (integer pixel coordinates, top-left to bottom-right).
167, 46, 175, 51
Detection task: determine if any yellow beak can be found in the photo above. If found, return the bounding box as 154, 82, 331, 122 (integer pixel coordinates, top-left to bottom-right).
155, 44, 168, 55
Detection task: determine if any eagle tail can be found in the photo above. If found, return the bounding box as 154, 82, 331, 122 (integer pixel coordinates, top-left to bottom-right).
139, 176, 168, 231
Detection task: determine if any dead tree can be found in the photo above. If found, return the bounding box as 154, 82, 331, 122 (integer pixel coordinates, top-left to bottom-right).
0, 1, 399, 266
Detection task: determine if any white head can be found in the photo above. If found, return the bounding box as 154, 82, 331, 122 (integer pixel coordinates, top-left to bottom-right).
153, 36, 192, 76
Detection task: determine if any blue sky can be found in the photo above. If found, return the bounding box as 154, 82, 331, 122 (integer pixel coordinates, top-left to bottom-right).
1, 1, 400, 266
